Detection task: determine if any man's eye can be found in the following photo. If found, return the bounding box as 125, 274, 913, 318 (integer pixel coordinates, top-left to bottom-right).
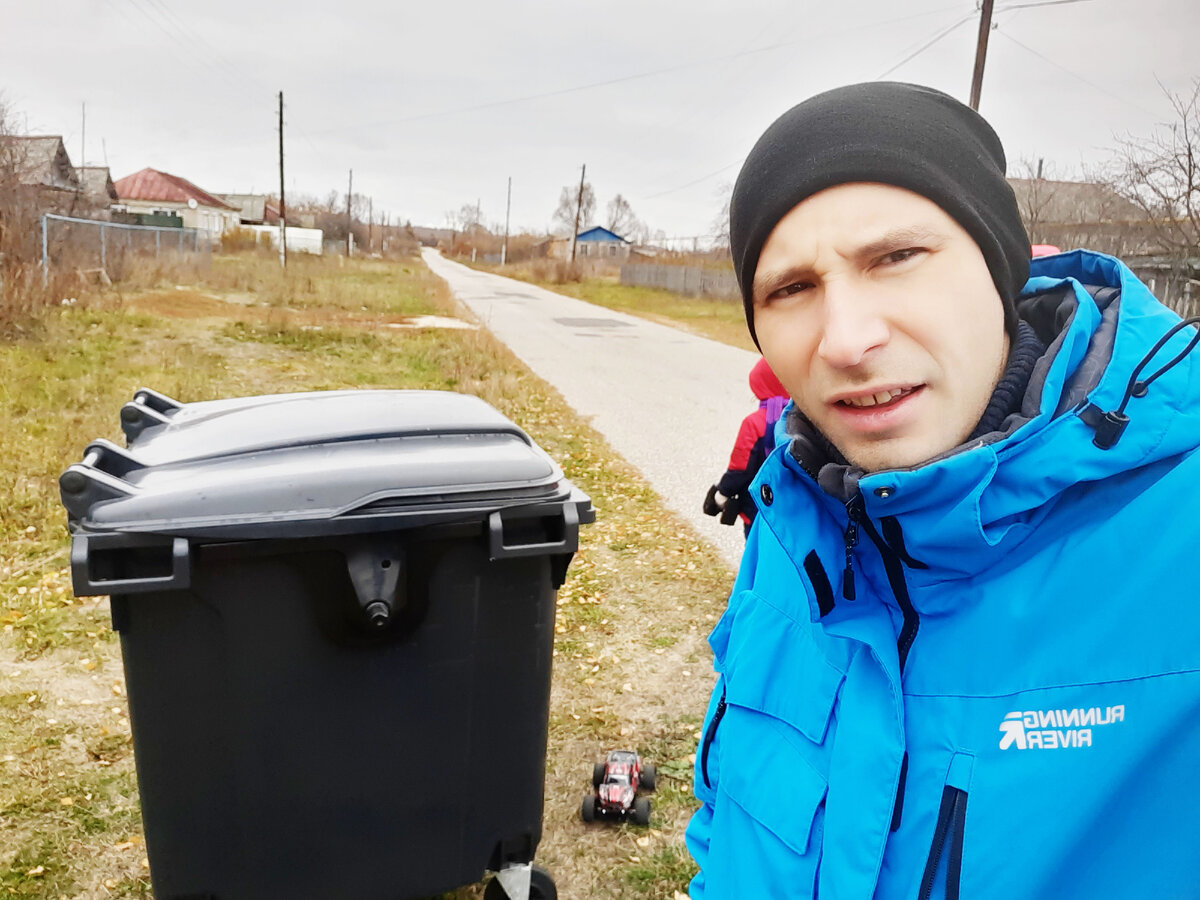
774, 281, 813, 298
880, 248, 923, 266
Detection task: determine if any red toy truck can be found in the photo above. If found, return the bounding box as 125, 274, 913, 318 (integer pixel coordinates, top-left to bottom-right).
581, 750, 656, 826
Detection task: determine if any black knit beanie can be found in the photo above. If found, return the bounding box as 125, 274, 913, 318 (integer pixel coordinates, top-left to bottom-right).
731, 82, 1029, 346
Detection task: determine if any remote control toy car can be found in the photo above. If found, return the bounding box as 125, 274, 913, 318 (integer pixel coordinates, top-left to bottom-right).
581, 750, 656, 826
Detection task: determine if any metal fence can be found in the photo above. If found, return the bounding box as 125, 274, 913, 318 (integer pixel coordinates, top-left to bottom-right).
40, 213, 213, 286
620, 262, 739, 300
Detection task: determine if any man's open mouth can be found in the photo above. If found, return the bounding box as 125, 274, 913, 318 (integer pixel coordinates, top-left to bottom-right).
838, 387, 918, 409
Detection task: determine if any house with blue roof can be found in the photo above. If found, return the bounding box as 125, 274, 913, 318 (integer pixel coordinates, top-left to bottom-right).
573, 225, 631, 260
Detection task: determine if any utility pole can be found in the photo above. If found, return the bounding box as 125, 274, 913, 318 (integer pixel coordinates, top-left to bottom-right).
278, 91, 287, 269
969, 0, 995, 111
570, 163, 586, 263
501, 176, 512, 266
346, 169, 353, 257
368, 197, 374, 254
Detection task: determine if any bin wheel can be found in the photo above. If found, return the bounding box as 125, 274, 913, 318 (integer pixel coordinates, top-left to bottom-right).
640, 763, 656, 792
633, 796, 651, 826
592, 761, 606, 788
484, 864, 558, 900
581, 795, 596, 822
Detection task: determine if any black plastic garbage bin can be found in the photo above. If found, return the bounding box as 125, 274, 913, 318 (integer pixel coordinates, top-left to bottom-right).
59, 387, 593, 900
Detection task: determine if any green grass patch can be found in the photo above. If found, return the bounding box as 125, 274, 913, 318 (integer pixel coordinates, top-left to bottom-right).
1, 251, 734, 899
624, 844, 699, 895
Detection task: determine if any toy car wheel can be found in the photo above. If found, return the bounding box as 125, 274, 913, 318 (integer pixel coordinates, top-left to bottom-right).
483, 864, 558, 900
592, 761, 606, 788
633, 796, 651, 826
640, 763, 656, 792
581, 795, 596, 823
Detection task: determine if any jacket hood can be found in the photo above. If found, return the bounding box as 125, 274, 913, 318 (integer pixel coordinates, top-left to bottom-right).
749, 357, 788, 401
769, 250, 1200, 581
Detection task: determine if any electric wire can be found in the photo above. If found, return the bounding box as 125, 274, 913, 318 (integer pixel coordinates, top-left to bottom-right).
311, 5, 982, 137
994, 28, 1164, 117
875, 12, 977, 79
642, 161, 742, 201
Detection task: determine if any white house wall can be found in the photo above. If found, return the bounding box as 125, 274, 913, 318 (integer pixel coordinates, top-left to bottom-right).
246, 224, 324, 254
119, 199, 238, 237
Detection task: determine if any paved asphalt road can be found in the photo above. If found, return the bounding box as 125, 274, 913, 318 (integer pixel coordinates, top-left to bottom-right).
422, 248, 760, 569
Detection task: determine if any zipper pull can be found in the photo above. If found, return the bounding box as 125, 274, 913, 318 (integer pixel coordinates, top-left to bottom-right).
843, 495, 861, 600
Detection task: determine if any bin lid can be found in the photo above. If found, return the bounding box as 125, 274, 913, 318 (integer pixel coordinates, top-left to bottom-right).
60, 389, 591, 539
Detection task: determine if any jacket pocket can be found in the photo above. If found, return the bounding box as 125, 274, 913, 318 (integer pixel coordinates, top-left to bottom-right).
918, 752, 973, 900
720, 710, 829, 856
701, 706, 829, 899
722, 593, 845, 745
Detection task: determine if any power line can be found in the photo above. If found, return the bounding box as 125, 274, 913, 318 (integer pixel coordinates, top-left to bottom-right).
998, 0, 1094, 10
311, 8, 984, 137
641, 161, 741, 201
993, 28, 1163, 117
142, 0, 274, 93
876, 12, 977, 79
110, 0, 270, 107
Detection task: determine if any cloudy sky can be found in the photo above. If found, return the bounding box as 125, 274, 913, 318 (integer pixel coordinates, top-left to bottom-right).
3, 0, 1197, 242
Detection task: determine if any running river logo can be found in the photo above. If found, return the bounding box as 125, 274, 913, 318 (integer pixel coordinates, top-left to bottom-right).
998, 705, 1125, 750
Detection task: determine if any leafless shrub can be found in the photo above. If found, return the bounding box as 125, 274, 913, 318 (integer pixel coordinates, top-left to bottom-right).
1101, 79, 1200, 266
0, 96, 53, 332
528, 258, 583, 283
220, 226, 270, 253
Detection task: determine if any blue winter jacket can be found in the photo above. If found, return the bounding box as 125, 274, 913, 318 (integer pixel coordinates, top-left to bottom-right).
686, 251, 1200, 899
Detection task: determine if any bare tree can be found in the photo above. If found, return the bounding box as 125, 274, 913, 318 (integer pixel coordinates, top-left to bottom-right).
0, 95, 55, 328
604, 194, 641, 239
1102, 79, 1200, 268
552, 182, 594, 236
1010, 158, 1063, 245
709, 181, 733, 251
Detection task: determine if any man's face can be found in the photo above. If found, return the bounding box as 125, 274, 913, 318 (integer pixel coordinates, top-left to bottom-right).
752, 183, 1010, 472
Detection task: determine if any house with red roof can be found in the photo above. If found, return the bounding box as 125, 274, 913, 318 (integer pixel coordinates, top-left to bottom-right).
113, 168, 240, 238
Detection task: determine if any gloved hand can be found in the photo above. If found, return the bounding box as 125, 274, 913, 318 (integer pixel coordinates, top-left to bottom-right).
703, 485, 724, 517
719, 497, 741, 526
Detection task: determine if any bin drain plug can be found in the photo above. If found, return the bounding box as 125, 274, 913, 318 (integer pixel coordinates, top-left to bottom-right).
345, 541, 406, 633
363, 600, 392, 629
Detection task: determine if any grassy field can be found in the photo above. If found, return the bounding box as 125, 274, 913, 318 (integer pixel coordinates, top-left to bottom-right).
477, 263, 757, 353
0, 252, 733, 899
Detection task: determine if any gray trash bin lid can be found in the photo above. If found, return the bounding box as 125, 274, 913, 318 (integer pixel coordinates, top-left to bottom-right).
61, 388, 592, 542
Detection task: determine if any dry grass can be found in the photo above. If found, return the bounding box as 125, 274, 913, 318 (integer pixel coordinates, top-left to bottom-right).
0, 252, 732, 899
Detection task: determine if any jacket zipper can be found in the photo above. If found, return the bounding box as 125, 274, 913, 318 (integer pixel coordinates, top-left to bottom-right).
917, 785, 967, 900
857, 513, 920, 670
700, 688, 727, 789
842, 495, 862, 600
856, 510, 922, 832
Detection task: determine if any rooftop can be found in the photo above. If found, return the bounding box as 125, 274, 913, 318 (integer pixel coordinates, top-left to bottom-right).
114, 168, 236, 210
1, 135, 79, 191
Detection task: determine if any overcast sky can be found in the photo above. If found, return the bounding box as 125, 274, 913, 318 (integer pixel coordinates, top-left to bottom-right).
3, 0, 1197, 243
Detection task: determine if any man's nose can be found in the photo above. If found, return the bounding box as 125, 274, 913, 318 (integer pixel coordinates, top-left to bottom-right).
816, 286, 889, 369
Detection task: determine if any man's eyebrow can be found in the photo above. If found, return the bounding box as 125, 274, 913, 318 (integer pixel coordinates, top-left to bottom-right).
752, 226, 945, 300
855, 226, 942, 260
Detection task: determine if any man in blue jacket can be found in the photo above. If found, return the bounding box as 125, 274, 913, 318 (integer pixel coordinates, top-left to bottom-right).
687, 81, 1200, 899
